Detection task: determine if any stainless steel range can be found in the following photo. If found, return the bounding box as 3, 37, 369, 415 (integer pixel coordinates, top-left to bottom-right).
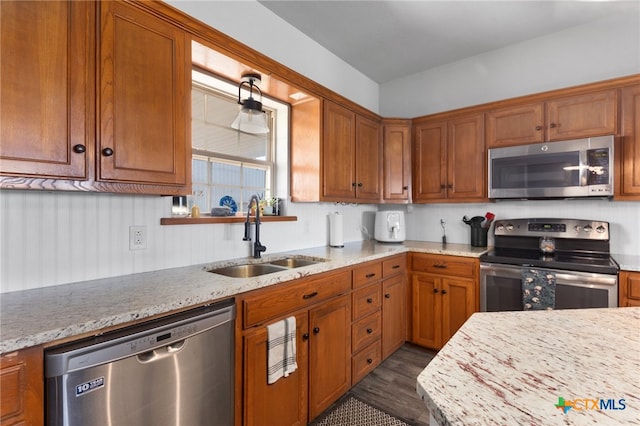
479, 218, 619, 311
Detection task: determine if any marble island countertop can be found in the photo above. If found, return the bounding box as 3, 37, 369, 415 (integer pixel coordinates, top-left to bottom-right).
0, 240, 487, 354
417, 307, 640, 426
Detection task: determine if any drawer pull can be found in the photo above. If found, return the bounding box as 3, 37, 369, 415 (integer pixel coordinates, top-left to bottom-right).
366, 328, 373, 334
391, 265, 400, 269
384, 293, 391, 299
302, 291, 318, 300
365, 273, 376, 278
367, 358, 373, 364
366, 298, 373, 303
433, 264, 447, 269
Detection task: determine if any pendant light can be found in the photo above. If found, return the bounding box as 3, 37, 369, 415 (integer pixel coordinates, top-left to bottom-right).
231, 72, 269, 134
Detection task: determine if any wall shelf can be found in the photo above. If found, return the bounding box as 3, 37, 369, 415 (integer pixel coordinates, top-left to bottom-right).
160, 215, 298, 225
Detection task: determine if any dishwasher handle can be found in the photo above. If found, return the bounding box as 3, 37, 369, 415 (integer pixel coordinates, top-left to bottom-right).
137, 340, 186, 363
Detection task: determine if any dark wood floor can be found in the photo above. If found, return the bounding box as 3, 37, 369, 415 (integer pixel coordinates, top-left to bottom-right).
349, 343, 437, 425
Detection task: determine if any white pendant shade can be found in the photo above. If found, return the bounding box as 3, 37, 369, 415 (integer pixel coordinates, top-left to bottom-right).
231, 109, 269, 134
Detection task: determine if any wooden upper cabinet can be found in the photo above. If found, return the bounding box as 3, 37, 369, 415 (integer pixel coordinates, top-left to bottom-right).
382, 120, 411, 202
355, 115, 382, 201
618, 84, 640, 199
546, 90, 618, 141
413, 113, 485, 202
0, 1, 93, 179
486, 90, 618, 148
486, 103, 544, 148
322, 100, 381, 202
98, 1, 189, 186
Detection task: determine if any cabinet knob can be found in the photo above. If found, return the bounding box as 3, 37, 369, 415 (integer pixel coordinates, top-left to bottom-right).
366, 298, 373, 304
302, 333, 309, 341
440, 184, 446, 189
441, 289, 447, 295
366, 328, 373, 334
535, 125, 542, 131
384, 293, 391, 299
357, 182, 363, 187
102, 147, 114, 156
549, 123, 557, 128
403, 186, 408, 190
446, 184, 453, 189
72, 144, 86, 154
433, 288, 439, 293
352, 182, 357, 187
313, 327, 320, 335
367, 358, 373, 364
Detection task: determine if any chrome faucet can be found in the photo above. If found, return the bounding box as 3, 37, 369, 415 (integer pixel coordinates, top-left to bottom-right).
243, 195, 267, 258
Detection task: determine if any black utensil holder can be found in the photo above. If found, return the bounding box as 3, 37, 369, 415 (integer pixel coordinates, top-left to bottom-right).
470, 227, 488, 247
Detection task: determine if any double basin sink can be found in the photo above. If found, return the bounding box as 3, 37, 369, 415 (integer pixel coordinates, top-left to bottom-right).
208, 256, 326, 278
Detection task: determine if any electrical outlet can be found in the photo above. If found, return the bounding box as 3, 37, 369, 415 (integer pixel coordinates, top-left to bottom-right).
129, 225, 147, 250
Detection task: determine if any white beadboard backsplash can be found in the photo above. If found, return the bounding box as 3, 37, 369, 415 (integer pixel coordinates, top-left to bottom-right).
1, 190, 639, 293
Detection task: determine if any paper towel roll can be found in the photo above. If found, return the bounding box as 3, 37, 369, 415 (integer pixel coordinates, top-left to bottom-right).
329, 212, 344, 247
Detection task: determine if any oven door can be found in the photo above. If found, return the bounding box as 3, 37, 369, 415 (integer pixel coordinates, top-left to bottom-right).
480, 263, 618, 312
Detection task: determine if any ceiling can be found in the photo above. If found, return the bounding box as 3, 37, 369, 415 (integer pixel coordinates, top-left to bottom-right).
258, 1, 639, 84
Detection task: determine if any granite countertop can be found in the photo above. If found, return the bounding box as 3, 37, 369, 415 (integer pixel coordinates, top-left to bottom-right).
612, 253, 640, 272
417, 307, 640, 426
0, 240, 487, 354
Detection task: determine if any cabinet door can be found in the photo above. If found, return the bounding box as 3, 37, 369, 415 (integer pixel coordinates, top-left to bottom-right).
412, 120, 447, 201
382, 274, 406, 358
546, 90, 618, 141
440, 277, 476, 344
0, 346, 44, 426
486, 103, 544, 148
618, 85, 640, 199
355, 115, 382, 201
447, 113, 486, 200
411, 273, 441, 349
619, 271, 640, 307
322, 100, 356, 200
0, 1, 92, 179
98, 1, 189, 186
382, 123, 411, 202
243, 311, 309, 426
308, 295, 351, 420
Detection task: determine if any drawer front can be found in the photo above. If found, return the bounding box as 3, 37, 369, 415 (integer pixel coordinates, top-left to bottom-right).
351, 341, 381, 384
351, 311, 381, 353
411, 253, 477, 278
243, 270, 351, 328
382, 255, 406, 278
353, 262, 382, 289
352, 283, 381, 320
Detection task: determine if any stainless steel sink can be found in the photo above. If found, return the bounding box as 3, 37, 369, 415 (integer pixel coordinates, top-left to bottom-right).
208, 256, 326, 278
267, 257, 322, 268
209, 263, 287, 278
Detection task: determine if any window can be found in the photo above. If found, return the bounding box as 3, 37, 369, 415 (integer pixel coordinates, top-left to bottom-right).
191, 70, 283, 213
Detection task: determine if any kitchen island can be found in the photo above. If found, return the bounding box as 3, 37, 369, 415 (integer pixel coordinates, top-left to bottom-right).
417, 307, 640, 425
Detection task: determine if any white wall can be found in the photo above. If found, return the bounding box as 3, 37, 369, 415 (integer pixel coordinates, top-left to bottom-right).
0, 190, 377, 293
380, 11, 640, 117
167, 0, 380, 113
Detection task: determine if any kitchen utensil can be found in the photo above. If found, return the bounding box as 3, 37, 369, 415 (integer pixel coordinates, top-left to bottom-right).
484, 212, 495, 228
440, 219, 447, 245
463, 216, 485, 228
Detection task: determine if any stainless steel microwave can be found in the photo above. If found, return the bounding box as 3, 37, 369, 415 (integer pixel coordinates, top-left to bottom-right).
488, 135, 614, 199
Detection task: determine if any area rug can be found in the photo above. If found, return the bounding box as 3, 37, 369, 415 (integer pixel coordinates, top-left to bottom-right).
312, 396, 411, 426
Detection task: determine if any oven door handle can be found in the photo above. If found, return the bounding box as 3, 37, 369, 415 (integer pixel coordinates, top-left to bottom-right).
480, 263, 618, 287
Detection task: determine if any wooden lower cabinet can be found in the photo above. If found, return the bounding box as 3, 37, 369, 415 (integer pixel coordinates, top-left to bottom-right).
0, 346, 44, 426
410, 254, 478, 350
241, 293, 351, 425
382, 273, 407, 358
619, 271, 640, 307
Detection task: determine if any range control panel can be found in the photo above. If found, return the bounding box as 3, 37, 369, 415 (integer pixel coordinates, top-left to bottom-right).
493, 218, 609, 240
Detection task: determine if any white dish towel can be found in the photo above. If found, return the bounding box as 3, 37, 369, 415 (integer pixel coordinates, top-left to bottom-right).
267, 316, 298, 384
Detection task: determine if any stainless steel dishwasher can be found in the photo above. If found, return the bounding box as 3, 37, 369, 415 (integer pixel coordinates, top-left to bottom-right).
45, 299, 235, 426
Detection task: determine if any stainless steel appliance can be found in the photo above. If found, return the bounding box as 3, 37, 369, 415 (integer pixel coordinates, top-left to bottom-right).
45, 299, 236, 426
480, 218, 618, 311
488, 135, 614, 199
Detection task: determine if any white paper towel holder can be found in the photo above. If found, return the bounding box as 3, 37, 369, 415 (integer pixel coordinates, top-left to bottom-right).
329, 211, 344, 248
